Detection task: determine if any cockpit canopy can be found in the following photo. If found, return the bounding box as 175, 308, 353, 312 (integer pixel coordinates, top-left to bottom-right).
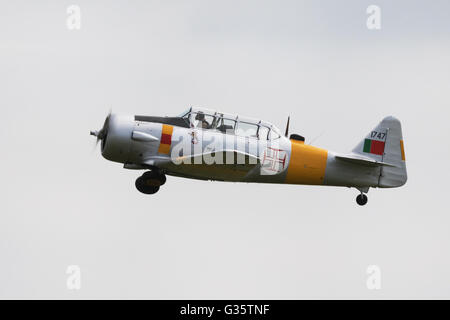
179, 107, 282, 140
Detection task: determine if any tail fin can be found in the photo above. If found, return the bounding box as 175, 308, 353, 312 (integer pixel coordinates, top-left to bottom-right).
352, 116, 407, 188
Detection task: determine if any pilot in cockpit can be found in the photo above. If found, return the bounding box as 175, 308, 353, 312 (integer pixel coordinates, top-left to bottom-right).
194, 111, 209, 129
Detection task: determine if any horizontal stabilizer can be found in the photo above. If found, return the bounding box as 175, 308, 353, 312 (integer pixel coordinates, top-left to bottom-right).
335, 154, 397, 168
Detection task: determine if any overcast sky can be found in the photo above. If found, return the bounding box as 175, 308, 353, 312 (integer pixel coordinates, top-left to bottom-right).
1, 0, 450, 299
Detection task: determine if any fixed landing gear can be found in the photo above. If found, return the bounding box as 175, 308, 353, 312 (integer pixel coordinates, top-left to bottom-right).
356, 193, 368, 206
355, 187, 369, 206
135, 170, 166, 194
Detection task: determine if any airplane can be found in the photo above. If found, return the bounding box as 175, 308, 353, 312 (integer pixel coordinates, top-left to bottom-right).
90, 107, 407, 205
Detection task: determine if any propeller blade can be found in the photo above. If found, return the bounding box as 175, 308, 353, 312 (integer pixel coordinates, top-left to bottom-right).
92, 139, 99, 153
91, 109, 112, 153
285, 116, 290, 137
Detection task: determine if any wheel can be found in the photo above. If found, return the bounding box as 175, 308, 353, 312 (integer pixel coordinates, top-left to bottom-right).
356, 194, 368, 206
135, 177, 160, 194
142, 171, 166, 186
158, 174, 166, 186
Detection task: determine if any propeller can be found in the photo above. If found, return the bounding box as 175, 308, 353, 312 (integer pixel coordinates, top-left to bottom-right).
285, 116, 290, 137
91, 110, 111, 151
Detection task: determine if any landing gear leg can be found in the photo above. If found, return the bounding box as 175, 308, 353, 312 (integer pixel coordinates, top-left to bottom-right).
135, 170, 166, 195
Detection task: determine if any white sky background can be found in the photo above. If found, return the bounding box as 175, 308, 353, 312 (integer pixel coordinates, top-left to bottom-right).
0, 0, 449, 298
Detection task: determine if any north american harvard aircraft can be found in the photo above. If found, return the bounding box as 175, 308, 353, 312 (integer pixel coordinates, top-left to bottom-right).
91, 107, 407, 205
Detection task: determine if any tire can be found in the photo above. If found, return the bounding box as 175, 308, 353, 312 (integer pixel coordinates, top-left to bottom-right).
142, 171, 166, 186
158, 174, 167, 186
356, 194, 368, 206
135, 177, 160, 194
142, 171, 158, 180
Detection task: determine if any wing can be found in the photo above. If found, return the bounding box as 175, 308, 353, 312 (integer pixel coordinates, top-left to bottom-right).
145, 150, 260, 181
